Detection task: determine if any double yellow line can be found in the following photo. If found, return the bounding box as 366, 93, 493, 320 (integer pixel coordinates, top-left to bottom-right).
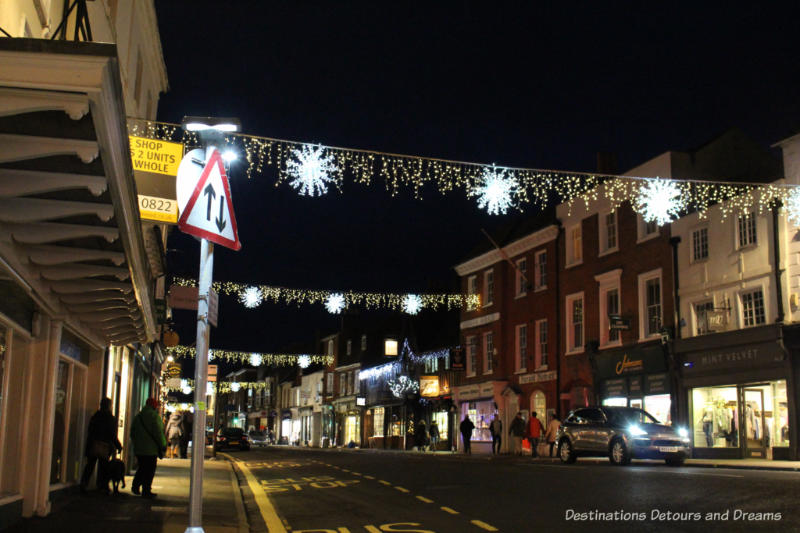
220, 453, 287, 533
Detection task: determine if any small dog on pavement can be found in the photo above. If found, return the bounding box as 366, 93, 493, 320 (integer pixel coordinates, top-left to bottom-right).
108, 458, 126, 494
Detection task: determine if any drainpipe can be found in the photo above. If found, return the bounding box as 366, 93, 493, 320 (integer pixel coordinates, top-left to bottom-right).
669, 236, 681, 425
554, 219, 562, 418
773, 204, 785, 323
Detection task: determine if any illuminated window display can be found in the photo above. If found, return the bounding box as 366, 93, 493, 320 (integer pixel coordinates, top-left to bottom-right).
372, 407, 384, 437
463, 400, 494, 441
690, 381, 789, 452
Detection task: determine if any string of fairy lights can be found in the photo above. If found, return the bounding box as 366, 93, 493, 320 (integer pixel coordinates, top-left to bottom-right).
165, 345, 332, 367
127, 120, 800, 223
171, 277, 478, 314
164, 378, 267, 394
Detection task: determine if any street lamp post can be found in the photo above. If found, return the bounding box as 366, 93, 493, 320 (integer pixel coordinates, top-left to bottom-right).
180, 116, 240, 533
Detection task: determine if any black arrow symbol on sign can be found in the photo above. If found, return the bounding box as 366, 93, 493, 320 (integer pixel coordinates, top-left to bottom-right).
215, 196, 226, 232
204, 184, 216, 221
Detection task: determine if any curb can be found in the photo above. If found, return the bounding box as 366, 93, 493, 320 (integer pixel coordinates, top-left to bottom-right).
268, 445, 800, 471
225, 460, 250, 533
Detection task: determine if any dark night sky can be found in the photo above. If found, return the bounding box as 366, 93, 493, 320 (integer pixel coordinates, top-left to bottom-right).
154, 2, 800, 356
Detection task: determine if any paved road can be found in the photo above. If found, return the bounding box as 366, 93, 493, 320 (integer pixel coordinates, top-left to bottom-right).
225, 447, 799, 533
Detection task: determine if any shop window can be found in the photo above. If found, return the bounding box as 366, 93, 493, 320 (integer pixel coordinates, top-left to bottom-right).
531, 390, 547, 423
361, 334, 367, 352
566, 293, 584, 354
534, 250, 547, 289
467, 275, 478, 309
327, 339, 334, 356
466, 336, 477, 377
692, 227, 709, 261
600, 211, 618, 254
737, 212, 757, 248
50, 358, 86, 484
373, 407, 385, 437
741, 289, 766, 327
535, 319, 548, 368
515, 324, 527, 373
691, 386, 739, 449
431, 410, 449, 442
566, 225, 583, 266
638, 269, 662, 339
596, 267, 622, 347
483, 332, 494, 374
465, 401, 493, 442
515, 258, 528, 297
484, 269, 494, 306
346, 340, 352, 356
326, 373, 333, 395
644, 394, 671, 425
424, 357, 438, 374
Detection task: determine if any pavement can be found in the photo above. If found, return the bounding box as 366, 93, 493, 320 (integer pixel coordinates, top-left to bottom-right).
4, 456, 248, 533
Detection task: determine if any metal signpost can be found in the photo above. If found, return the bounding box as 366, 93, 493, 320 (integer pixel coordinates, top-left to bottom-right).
176, 117, 241, 533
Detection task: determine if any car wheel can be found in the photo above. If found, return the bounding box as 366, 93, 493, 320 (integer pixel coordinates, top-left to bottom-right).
665, 455, 685, 466
609, 438, 630, 465
559, 439, 576, 464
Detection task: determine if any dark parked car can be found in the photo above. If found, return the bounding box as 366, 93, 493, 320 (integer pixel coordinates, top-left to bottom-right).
214, 427, 250, 451
556, 406, 691, 466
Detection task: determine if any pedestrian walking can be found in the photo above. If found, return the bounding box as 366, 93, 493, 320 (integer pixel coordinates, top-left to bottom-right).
489, 414, 503, 454
545, 413, 561, 457
527, 410, 544, 458
415, 419, 428, 451
165, 410, 183, 458
80, 397, 122, 493
131, 397, 167, 498
509, 412, 525, 455
459, 415, 475, 455
179, 410, 192, 458
429, 420, 440, 451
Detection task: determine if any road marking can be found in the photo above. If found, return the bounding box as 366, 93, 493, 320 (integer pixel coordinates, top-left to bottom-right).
416, 496, 434, 503
220, 452, 287, 533
440, 506, 459, 514
379, 480, 392, 485
364, 475, 375, 480
394, 486, 410, 493
471, 519, 499, 531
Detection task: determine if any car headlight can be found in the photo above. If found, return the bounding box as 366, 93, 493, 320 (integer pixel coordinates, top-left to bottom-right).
628, 425, 647, 436
677, 427, 689, 439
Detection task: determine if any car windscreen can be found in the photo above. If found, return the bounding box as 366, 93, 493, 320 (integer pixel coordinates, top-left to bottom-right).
606, 408, 659, 426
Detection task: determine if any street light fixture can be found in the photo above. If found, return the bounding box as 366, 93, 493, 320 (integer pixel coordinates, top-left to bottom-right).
181, 116, 241, 133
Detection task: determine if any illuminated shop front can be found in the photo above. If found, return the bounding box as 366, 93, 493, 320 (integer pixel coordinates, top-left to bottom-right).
677, 325, 796, 460
453, 381, 508, 454
595, 344, 672, 425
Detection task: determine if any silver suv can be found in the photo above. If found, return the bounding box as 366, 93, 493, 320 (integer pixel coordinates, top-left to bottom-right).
556, 406, 691, 466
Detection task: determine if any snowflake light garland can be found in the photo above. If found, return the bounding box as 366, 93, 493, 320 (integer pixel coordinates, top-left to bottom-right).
239, 286, 263, 308
285, 144, 338, 196
297, 355, 311, 369
166, 345, 332, 367
250, 353, 262, 366
471, 165, 518, 215
325, 293, 346, 314
387, 375, 419, 398
402, 294, 423, 315
635, 178, 685, 226
230, 382, 241, 392
787, 188, 800, 226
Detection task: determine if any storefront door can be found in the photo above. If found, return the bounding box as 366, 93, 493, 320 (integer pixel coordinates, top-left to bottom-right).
742, 388, 766, 458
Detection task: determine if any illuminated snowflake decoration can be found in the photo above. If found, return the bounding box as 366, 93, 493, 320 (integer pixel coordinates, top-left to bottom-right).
635, 178, 684, 226
181, 386, 192, 395
402, 294, 423, 315
230, 382, 241, 392
250, 353, 262, 366
471, 165, 518, 215
787, 187, 800, 227
387, 375, 419, 398
208, 350, 214, 362
297, 355, 311, 369
286, 144, 338, 196
325, 293, 345, 314
239, 286, 263, 308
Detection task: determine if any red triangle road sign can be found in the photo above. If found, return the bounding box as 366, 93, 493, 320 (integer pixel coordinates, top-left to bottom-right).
177, 149, 242, 250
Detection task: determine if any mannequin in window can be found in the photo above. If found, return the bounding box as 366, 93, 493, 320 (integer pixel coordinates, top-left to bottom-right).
701, 407, 714, 447
713, 398, 730, 441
